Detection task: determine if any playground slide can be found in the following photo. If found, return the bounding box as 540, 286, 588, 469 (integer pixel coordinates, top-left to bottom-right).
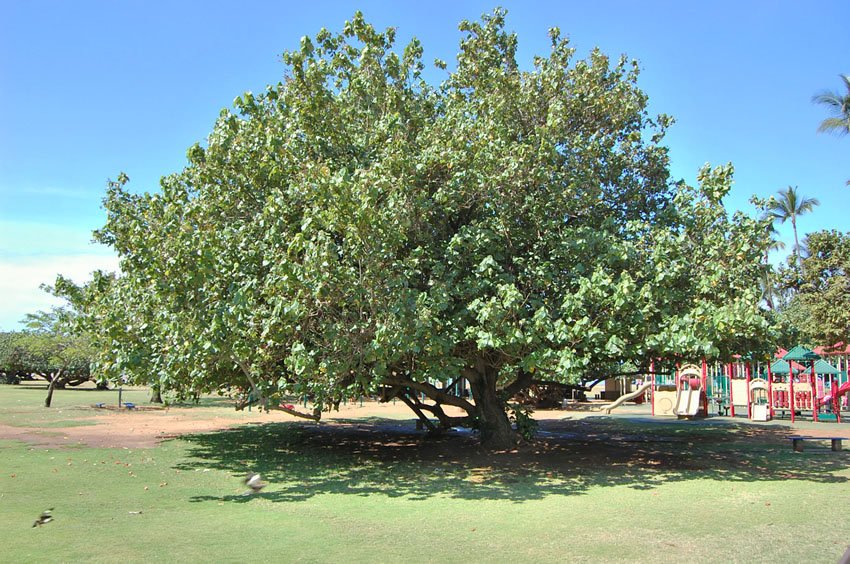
674, 388, 701, 417
818, 381, 850, 407
602, 382, 653, 414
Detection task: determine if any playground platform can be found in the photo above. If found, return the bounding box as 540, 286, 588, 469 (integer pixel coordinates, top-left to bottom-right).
550, 401, 850, 436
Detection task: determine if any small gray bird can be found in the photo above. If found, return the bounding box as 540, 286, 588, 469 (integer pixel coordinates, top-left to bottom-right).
242, 472, 266, 495
32, 508, 54, 527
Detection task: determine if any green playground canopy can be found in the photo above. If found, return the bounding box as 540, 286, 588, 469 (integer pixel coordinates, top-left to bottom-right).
769, 359, 802, 375
770, 357, 839, 375
813, 359, 840, 375
782, 345, 821, 362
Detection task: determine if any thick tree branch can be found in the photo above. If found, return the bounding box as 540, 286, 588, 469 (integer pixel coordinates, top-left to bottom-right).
398, 393, 438, 432
501, 369, 533, 397
382, 376, 475, 412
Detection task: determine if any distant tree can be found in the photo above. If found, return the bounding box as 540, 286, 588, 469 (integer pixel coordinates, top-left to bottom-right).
784, 230, 850, 348
0, 308, 96, 406
766, 186, 819, 267
813, 74, 850, 136
0, 333, 24, 384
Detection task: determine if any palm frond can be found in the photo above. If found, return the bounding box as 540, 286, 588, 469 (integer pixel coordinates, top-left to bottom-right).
816, 117, 849, 135
812, 92, 842, 108
813, 74, 850, 135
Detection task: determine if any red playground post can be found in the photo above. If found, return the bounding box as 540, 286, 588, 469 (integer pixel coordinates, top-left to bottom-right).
728, 363, 736, 417
790, 371, 795, 424
650, 360, 655, 417
767, 361, 774, 419
811, 361, 818, 423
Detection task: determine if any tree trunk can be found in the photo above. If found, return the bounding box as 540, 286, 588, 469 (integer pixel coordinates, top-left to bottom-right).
150, 385, 163, 404
792, 217, 801, 268
44, 373, 61, 408
468, 368, 518, 450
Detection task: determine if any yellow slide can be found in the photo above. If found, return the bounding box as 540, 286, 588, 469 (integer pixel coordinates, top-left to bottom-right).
673, 388, 701, 418
602, 382, 653, 414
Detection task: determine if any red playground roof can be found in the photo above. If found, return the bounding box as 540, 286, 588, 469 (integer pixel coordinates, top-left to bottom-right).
814, 344, 850, 355
776, 345, 850, 357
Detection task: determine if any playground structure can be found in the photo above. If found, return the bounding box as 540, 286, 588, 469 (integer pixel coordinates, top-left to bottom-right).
601, 345, 850, 424
603, 362, 708, 418
726, 346, 850, 424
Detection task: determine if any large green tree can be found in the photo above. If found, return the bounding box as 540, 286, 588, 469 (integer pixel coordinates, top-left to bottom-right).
71, 11, 772, 448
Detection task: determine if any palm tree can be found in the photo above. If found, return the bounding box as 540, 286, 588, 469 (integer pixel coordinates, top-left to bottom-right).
759, 222, 786, 310
766, 186, 819, 267
813, 74, 850, 136
763, 222, 786, 263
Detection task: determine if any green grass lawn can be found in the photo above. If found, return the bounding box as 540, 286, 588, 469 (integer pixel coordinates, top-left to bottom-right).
1, 385, 849, 563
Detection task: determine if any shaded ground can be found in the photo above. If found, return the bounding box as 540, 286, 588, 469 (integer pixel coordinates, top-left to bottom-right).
2, 386, 849, 489
1, 393, 848, 453
172, 415, 850, 507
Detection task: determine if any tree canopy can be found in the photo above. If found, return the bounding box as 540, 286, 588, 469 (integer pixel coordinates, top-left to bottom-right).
66, 11, 773, 448
779, 230, 850, 349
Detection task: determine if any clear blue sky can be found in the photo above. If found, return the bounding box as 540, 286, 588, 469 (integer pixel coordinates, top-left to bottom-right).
1, 0, 848, 330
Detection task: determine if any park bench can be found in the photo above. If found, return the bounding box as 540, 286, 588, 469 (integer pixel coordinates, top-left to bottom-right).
788, 435, 844, 452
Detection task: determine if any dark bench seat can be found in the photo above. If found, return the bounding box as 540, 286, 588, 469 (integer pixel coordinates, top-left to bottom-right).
788, 435, 844, 452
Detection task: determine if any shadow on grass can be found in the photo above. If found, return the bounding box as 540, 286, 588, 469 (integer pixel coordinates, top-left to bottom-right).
176, 416, 849, 504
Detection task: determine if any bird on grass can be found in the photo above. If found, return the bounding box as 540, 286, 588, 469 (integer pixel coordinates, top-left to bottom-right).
32, 508, 54, 527
242, 472, 266, 495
